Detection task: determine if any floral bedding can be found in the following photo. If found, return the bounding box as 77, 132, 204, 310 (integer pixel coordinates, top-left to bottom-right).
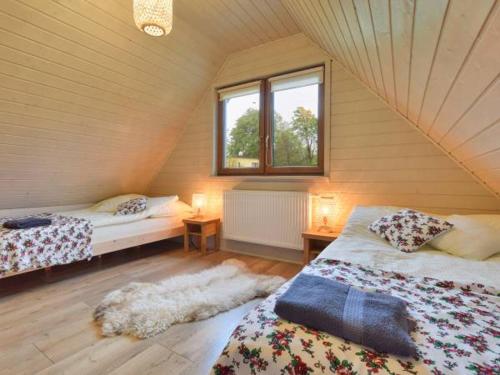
212, 259, 499, 375
0, 214, 93, 274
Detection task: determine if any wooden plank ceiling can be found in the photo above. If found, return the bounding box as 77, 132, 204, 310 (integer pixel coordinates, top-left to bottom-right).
0, 0, 299, 208
2, 0, 499, 208
282, 0, 500, 196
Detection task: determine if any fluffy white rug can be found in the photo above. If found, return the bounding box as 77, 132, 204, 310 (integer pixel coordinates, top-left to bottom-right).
94, 259, 286, 338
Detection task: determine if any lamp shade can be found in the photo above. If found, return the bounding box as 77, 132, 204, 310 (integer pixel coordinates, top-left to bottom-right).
192, 193, 207, 211
316, 195, 335, 232
133, 0, 173, 37
320, 205, 330, 216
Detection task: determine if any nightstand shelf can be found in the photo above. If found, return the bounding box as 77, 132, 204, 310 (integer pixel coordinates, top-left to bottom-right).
183, 217, 220, 255
302, 229, 340, 265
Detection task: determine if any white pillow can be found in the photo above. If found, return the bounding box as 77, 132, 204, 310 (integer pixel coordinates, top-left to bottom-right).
467, 214, 500, 230
429, 215, 500, 260
92, 194, 146, 212
148, 199, 193, 218
152, 200, 194, 218
342, 205, 403, 237
144, 196, 180, 217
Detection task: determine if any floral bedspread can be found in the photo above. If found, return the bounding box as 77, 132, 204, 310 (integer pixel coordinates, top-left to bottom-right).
212, 259, 499, 375
0, 214, 93, 274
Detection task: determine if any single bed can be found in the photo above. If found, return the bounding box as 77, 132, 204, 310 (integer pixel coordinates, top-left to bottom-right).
59, 207, 187, 256
212, 206, 500, 375
0, 196, 190, 277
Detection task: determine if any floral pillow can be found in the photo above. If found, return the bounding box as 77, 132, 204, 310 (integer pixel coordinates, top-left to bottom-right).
115, 197, 147, 216
369, 209, 453, 252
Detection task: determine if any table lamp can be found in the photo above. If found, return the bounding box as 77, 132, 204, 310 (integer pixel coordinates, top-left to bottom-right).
192, 193, 207, 218
317, 196, 334, 233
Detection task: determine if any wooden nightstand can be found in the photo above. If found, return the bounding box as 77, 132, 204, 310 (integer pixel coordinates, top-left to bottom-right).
183, 217, 221, 255
302, 230, 340, 265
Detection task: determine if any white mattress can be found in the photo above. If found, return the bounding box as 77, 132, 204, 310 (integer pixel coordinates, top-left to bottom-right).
57, 208, 188, 247
92, 215, 184, 244
319, 206, 500, 288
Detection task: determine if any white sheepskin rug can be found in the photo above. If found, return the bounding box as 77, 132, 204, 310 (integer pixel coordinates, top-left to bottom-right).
93, 259, 285, 339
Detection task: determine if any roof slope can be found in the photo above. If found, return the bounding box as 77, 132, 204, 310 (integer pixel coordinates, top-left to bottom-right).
282, 0, 500, 196
2, 0, 499, 209
0, 0, 298, 208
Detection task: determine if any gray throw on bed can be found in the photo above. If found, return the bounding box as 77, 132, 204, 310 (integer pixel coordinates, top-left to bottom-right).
274, 273, 417, 357
3, 217, 52, 229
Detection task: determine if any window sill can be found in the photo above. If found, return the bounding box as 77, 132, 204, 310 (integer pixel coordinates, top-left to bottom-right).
208, 175, 330, 183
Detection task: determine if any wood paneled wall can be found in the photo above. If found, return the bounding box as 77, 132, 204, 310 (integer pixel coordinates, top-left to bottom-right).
282, 0, 500, 196
2, 0, 499, 211
0, 0, 298, 208
149, 34, 500, 229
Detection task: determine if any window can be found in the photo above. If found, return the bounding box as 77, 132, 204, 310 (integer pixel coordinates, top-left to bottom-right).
217, 65, 324, 176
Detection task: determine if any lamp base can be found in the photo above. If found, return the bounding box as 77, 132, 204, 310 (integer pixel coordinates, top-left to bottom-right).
191, 208, 204, 219
317, 225, 334, 233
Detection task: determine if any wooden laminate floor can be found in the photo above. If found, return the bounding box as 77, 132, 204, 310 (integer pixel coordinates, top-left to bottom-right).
0, 241, 302, 375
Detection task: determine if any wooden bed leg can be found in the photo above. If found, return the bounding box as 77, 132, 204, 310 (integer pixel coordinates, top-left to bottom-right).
184, 226, 190, 253
97, 255, 102, 267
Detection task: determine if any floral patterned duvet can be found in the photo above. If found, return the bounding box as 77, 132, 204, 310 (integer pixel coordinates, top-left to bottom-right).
0, 214, 93, 275
212, 259, 499, 375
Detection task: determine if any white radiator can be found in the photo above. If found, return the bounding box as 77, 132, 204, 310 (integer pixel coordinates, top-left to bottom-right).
223, 190, 312, 250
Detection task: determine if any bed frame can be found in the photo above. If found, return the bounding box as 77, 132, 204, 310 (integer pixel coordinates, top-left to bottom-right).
93, 224, 184, 256
0, 203, 184, 278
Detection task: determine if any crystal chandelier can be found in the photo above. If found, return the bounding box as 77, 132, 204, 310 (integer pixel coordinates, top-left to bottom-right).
133, 0, 173, 37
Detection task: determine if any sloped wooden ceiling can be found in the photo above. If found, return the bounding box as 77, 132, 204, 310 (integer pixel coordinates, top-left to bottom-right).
175, 0, 299, 52
282, 0, 500, 196
0, 0, 298, 208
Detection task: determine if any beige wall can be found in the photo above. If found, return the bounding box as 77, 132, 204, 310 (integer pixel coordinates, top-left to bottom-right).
0, 0, 224, 208
149, 34, 500, 230
4, 0, 497, 212
0, 0, 298, 209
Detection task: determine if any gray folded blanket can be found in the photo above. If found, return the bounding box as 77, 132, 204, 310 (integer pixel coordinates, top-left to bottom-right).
3, 217, 52, 230
274, 273, 417, 357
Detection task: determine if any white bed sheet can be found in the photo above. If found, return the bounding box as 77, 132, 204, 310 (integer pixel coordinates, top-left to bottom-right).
319, 206, 500, 288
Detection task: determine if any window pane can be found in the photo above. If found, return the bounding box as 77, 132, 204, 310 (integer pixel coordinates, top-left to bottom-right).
223, 92, 260, 169
272, 84, 319, 167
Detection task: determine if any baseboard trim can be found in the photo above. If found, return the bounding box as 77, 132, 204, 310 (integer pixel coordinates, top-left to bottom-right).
221, 239, 303, 265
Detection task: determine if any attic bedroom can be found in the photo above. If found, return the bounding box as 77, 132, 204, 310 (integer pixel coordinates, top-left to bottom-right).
0, 1, 499, 374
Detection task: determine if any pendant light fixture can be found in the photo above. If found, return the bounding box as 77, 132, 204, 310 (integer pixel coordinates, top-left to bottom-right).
133, 0, 173, 37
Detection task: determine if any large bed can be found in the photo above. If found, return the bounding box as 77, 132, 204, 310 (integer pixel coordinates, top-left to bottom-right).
318, 206, 500, 287
212, 206, 499, 375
